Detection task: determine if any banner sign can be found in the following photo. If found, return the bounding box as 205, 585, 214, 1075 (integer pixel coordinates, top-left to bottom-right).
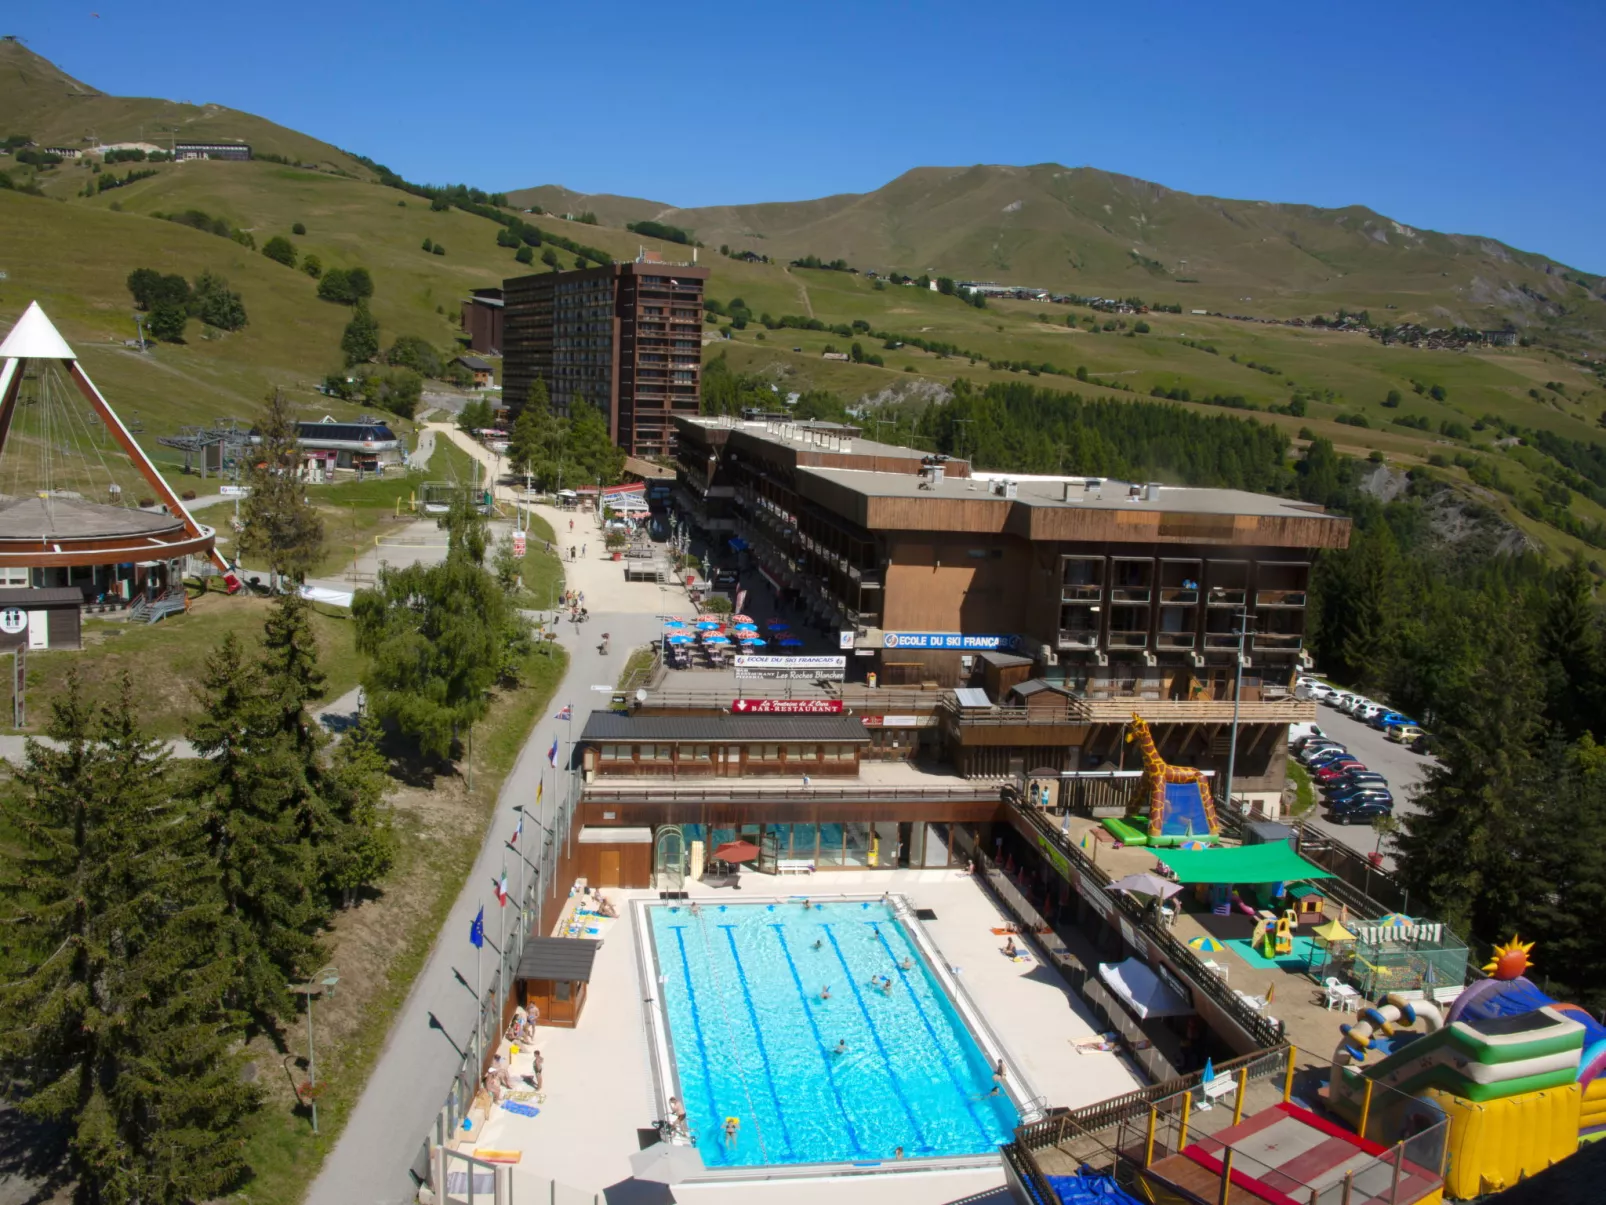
861, 714, 919, 727
882, 631, 1018, 651
734, 655, 847, 671
731, 698, 844, 715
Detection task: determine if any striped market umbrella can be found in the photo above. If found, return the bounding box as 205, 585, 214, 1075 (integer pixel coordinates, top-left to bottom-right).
1187, 935, 1226, 953
1378, 913, 1413, 927
731, 614, 754, 624
696, 614, 723, 623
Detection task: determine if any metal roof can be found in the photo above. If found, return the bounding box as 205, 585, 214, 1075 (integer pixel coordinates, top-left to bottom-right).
455, 356, 493, 372
953, 688, 993, 709
0, 587, 83, 606
579, 713, 870, 743
979, 651, 1034, 669
1011, 679, 1071, 698
292, 421, 399, 445
0, 496, 183, 539
515, 937, 600, 983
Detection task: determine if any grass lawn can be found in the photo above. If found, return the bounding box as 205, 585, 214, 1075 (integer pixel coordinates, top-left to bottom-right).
233, 636, 569, 1205
8, 590, 361, 739
615, 645, 657, 692
518, 510, 564, 609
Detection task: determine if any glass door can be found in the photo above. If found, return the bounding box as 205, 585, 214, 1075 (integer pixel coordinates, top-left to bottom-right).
653, 825, 685, 891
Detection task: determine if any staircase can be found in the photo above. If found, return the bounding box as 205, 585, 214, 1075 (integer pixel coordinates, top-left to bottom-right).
130, 586, 187, 625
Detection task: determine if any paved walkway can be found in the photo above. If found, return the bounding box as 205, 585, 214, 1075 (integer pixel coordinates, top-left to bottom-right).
306, 457, 691, 1205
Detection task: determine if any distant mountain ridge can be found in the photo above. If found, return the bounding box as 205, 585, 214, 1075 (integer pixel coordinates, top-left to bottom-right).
514, 163, 1603, 331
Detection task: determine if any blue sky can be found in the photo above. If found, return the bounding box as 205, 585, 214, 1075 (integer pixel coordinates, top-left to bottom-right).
15, 0, 1605, 271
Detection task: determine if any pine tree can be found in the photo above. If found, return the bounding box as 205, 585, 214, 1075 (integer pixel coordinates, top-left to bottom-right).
1395, 601, 1546, 940
238, 388, 325, 585
0, 675, 259, 1201
1539, 554, 1602, 739
324, 710, 397, 906
188, 632, 323, 1016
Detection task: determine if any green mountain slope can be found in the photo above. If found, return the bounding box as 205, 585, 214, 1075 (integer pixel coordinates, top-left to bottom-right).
0, 38, 370, 177
526, 163, 1606, 337
503, 183, 669, 228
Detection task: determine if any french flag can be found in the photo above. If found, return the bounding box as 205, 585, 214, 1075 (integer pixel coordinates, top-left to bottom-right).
511, 813, 523, 845
548, 738, 560, 768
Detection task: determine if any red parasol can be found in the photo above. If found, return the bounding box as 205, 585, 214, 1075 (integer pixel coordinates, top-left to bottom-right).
712, 840, 761, 863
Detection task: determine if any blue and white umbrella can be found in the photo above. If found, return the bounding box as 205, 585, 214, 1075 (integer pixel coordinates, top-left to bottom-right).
778, 636, 804, 648
703, 632, 731, 645
666, 634, 693, 645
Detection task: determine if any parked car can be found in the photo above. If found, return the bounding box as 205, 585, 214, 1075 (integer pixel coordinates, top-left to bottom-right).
1354, 701, 1387, 723
1410, 732, 1435, 755
1314, 760, 1366, 784
1387, 725, 1426, 745
1328, 785, 1395, 810
1289, 723, 1326, 750
1329, 771, 1389, 793
1374, 711, 1418, 731
1329, 693, 1360, 712
1303, 746, 1354, 767
1328, 798, 1395, 824
1297, 680, 1336, 701
1296, 737, 1344, 759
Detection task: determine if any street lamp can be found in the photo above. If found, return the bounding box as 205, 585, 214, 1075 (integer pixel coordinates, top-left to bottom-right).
290, 966, 340, 1134
1211, 588, 1251, 810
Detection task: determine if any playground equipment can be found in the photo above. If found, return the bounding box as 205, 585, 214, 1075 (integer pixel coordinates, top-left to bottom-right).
1100, 714, 1220, 848
1326, 938, 1593, 1197
1250, 910, 1295, 958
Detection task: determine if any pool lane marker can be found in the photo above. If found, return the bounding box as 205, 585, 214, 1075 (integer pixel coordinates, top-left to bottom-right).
769, 924, 867, 1157
668, 926, 729, 1161
718, 924, 797, 1159
867, 921, 996, 1145
821, 924, 935, 1153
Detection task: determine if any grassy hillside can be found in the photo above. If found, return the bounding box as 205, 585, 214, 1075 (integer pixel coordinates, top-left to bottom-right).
504, 183, 668, 228
0, 39, 370, 176
518, 164, 1606, 340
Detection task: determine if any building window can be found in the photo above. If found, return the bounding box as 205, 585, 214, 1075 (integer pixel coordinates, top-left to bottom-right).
0, 566, 27, 588
599, 744, 627, 763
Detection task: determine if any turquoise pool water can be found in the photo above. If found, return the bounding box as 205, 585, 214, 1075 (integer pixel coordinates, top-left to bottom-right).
647, 899, 1019, 1167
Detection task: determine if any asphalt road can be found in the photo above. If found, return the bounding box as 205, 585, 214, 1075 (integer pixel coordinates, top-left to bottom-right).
1297, 706, 1437, 866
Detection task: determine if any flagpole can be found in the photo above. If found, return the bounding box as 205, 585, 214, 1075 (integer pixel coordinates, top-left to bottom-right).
475, 898, 483, 1073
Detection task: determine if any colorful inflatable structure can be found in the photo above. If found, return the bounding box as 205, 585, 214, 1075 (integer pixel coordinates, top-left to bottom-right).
1101, 714, 1220, 848
1326, 938, 1601, 1198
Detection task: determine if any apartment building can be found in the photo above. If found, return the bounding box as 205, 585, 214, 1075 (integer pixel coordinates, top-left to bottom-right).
503, 258, 708, 457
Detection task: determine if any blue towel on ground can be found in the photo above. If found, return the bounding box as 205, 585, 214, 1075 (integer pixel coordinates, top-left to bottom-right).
502, 1101, 541, 1118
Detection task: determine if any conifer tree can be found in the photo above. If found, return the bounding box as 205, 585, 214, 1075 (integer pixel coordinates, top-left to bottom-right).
188, 631, 323, 1016
1540, 554, 1602, 739
324, 710, 397, 906
0, 675, 258, 1201
238, 388, 325, 586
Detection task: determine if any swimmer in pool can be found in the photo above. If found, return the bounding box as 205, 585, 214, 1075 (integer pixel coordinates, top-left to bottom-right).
834, 1039, 847, 1055
878, 976, 894, 996
813, 938, 823, 950
820, 984, 831, 1001
894, 1146, 905, 1160
724, 1116, 739, 1145
899, 956, 914, 971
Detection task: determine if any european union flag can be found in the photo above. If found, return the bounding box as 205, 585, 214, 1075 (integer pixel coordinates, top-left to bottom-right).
470, 905, 485, 949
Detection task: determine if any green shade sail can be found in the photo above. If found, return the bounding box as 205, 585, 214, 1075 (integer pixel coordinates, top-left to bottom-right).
1152, 843, 1335, 885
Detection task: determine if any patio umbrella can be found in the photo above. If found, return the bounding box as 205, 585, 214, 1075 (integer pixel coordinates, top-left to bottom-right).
713, 840, 761, 863
628, 1142, 705, 1185
666, 634, 693, 646
731, 614, 754, 624
703, 633, 730, 645
732, 622, 759, 631
1110, 873, 1184, 901
1187, 935, 1226, 953
696, 620, 724, 631
662, 619, 685, 629
765, 619, 790, 630
738, 636, 766, 647
778, 636, 804, 648
1179, 839, 1209, 850
1377, 913, 1412, 927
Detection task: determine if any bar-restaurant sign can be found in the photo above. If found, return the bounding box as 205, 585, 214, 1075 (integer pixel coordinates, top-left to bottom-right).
731, 698, 844, 715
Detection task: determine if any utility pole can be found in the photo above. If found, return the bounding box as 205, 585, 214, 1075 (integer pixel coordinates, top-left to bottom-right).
1219, 596, 1251, 810
290, 967, 340, 1134
954, 417, 975, 465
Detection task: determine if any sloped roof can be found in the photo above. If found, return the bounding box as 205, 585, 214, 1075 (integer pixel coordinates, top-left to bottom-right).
0, 302, 76, 360
579, 712, 869, 743
0, 495, 182, 539
516, 937, 599, 983
1153, 843, 1334, 885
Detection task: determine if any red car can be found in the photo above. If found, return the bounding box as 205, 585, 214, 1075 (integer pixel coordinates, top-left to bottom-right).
1315, 760, 1365, 784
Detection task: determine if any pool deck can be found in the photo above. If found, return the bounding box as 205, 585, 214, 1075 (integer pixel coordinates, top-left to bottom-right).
463, 867, 1143, 1203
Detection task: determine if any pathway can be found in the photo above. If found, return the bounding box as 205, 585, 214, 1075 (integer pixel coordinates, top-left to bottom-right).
306, 442, 683, 1204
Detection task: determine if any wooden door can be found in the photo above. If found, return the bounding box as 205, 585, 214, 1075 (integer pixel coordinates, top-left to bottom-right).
599, 850, 621, 888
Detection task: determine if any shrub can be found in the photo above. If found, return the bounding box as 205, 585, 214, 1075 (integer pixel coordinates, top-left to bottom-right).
385, 334, 442, 377
1383, 389, 1402, 407
262, 235, 297, 269
515, 245, 534, 264
302, 254, 323, 278
148, 303, 188, 342
421, 237, 434, 252
1429, 384, 1447, 401
318, 266, 374, 304
190, 272, 247, 331
292, 221, 307, 235
433, 243, 445, 255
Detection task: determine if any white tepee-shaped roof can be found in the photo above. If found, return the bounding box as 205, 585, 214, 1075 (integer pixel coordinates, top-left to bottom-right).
0, 301, 78, 361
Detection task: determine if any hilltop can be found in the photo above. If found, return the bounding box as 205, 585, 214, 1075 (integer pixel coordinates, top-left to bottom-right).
0, 38, 371, 177
516, 163, 1606, 340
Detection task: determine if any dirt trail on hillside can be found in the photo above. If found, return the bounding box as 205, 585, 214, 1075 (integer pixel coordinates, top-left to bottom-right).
783, 265, 814, 317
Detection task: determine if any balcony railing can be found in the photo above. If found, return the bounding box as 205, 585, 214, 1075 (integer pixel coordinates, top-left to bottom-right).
1061, 584, 1101, 603
1155, 632, 1195, 650
1203, 632, 1242, 650
1158, 588, 1199, 605
1058, 630, 1099, 650
1253, 633, 1304, 652
1107, 631, 1148, 650
1255, 589, 1308, 607
1207, 588, 1247, 606
1109, 587, 1151, 604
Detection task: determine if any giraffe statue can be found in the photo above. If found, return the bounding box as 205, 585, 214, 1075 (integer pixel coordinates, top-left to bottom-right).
1125, 713, 1219, 842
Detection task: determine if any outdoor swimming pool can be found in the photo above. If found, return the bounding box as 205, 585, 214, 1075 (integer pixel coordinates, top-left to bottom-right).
644, 898, 1019, 1168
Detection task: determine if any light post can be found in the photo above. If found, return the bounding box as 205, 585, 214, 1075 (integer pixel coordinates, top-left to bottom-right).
291, 966, 340, 1134
1211, 589, 1251, 810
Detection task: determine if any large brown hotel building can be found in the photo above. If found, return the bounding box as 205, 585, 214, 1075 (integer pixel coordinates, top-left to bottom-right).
670, 415, 1351, 799
502, 260, 709, 458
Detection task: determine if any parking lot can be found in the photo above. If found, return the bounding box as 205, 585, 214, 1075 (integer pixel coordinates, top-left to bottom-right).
1297, 705, 1437, 867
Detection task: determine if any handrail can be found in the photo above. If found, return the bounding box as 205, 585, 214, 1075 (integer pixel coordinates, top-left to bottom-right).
583, 782, 1003, 803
